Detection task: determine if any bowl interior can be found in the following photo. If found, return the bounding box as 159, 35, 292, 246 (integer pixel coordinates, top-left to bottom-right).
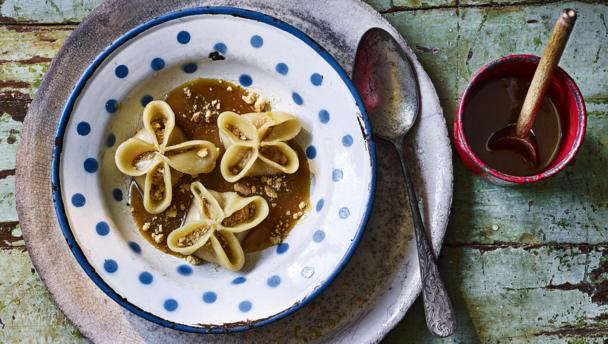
53, 8, 374, 331
457, 55, 585, 182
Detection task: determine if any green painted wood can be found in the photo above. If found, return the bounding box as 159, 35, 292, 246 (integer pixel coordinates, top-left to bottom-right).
0, 0, 607, 343
0, 0, 102, 23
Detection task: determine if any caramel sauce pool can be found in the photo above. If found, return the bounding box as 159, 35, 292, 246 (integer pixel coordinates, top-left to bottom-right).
463, 77, 562, 176
130, 78, 311, 254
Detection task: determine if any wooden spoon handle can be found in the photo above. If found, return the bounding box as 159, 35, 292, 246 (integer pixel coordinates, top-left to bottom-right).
516, 9, 577, 138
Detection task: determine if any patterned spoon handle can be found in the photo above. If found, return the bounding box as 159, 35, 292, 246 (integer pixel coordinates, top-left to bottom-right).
394, 140, 457, 337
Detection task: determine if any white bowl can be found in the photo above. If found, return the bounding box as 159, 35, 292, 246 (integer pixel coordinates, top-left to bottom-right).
51, 7, 375, 332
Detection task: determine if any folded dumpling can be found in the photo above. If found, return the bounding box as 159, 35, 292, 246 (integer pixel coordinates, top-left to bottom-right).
167, 181, 269, 271
115, 100, 219, 214
217, 111, 302, 182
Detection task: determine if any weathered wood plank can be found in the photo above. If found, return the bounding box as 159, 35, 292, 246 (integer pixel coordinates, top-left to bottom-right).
456, 2, 608, 101
385, 245, 608, 343
0, 0, 101, 24
0, 249, 85, 343
384, 8, 459, 105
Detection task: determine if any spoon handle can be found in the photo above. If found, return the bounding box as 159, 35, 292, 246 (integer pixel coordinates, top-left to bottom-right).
515, 8, 577, 138
394, 142, 457, 337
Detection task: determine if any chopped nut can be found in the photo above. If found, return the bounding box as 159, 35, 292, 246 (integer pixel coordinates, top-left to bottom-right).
286, 210, 291, 216
264, 185, 278, 198
227, 86, 233, 91
271, 203, 277, 208
153, 233, 164, 244
254, 97, 268, 112
234, 182, 252, 196
205, 110, 213, 122
299, 201, 307, 210
142, 222, 151, 231
183, 87, 192, 98
269, 236, 281, 245
191, 111, 202, 122
242, 92, 257, 105
185, 255, 202, 265
197, 148, 209, 158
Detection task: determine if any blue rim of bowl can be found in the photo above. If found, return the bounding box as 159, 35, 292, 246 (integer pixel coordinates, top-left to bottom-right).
50, 6, 377, 334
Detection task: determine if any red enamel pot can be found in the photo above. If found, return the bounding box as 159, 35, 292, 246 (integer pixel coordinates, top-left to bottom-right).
454, 54, 586, 185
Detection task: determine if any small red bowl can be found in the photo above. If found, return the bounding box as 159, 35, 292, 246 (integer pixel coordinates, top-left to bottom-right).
454, 54, 586, 185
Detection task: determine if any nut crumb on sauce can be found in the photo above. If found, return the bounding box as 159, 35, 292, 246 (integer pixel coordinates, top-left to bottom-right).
264, 185, 278, 198
234, 182, 252, 196
142, 222, 151, 231
254, 97, 268, 112
226, 86, 233, 91
298, 201, 307, 210
242, 92, 257, 105
191, 111, 202, 122
152, 233, 164, 244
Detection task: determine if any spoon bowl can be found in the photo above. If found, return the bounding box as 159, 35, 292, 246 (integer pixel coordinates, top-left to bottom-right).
353, 28, 419, 140
488, 124, 539, 165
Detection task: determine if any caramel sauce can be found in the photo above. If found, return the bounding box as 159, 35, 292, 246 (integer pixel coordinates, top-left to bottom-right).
463, 77, 562, 176
129, 78, 311, 255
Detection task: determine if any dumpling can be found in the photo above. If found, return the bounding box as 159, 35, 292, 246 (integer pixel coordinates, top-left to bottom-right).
217, 111, 302, 182
115, 100, 219, 214
167, 181, 269, 271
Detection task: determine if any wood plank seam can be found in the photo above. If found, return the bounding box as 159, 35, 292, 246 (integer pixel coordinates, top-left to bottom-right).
381, 0, 604, 13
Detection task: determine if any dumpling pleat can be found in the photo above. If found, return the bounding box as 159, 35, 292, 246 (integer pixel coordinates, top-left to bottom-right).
142, 100, 176, 149
114, 138, 158, 176
166, 220, 215, 255
165, 141, 219, 175
143, 160, 173, 214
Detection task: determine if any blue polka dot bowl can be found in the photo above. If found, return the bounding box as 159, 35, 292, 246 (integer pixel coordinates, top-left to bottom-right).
51, 7, 375, 333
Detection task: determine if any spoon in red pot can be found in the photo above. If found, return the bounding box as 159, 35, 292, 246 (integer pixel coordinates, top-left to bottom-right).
489, 9, 577, 164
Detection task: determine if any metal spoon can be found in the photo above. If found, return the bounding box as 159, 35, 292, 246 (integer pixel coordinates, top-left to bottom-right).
353, 28, 456, 337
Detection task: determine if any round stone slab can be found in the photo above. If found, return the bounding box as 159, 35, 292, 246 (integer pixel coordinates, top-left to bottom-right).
15, 0, 452, 342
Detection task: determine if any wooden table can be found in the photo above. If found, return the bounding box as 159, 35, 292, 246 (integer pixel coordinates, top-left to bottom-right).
1, 0, 606, 342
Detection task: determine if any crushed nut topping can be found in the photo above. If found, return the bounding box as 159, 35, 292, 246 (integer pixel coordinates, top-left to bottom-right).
185, 255, 202, 265
233, 182, 252, 196
264, 185, 278, 198
197, 148, 209, 158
